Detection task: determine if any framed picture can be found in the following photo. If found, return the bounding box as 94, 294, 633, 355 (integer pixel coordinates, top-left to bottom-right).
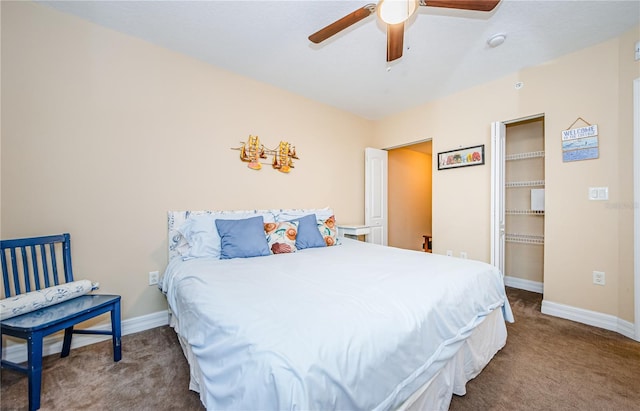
437, 145, 485, 170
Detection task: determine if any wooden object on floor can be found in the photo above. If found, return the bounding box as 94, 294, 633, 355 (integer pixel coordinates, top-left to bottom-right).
423, 235, 432, 253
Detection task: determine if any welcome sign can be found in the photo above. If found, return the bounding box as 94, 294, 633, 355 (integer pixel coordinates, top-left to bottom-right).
562, 124, 599, 162
562, 125, 598, 140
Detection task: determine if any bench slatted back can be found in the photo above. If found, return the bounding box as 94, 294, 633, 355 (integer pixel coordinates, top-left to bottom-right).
0, 233, 74, 298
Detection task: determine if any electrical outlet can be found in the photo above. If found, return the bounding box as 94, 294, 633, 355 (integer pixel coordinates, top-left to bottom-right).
446, 250, 453, 257
460, 251, 468, 259
148, 271, 159, 286
593, 271, 605, 286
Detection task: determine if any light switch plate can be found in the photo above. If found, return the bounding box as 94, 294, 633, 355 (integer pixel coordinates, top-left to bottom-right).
597, 187, 608, 200
589, 187, 608, 201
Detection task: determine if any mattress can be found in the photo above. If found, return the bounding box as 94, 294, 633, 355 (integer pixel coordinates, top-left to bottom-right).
160, 238, 513, 410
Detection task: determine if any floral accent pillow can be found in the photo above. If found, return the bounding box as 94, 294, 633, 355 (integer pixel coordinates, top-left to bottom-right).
318, 215, 338, 246
264, 221, 298, 254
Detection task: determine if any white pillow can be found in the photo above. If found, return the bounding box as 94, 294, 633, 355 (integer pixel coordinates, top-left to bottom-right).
177, 214, 219, 259
178, 210, 275, 259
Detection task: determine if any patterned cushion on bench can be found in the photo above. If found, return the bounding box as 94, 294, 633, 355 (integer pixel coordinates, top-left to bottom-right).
0, 280, 97, 320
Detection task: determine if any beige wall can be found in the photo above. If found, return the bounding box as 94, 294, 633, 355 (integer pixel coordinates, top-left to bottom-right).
1, 2, 372, 320
373, 27, 640, 323
388, 148, 432, 251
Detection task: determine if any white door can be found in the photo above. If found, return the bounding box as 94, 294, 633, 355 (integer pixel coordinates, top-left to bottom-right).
365, 147, 388, 245
491, 122, 506, 275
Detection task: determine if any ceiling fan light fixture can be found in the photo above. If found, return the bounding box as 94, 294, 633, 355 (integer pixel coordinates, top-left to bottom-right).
377, 0, 419, 25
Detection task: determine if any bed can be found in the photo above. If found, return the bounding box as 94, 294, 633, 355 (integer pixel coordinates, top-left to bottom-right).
160, 208, 514, 411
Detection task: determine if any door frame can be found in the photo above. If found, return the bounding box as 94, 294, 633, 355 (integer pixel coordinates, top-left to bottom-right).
491, 114, 545, 286
490, 122, 506, 276
633, 77, 639, 341
384, 138, 432, 151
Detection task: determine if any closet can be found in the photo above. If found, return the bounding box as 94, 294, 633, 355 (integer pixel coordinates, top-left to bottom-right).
504, 117, 545, 287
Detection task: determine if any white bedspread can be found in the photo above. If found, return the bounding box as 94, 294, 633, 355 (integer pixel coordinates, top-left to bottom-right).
161, 239, 513, 411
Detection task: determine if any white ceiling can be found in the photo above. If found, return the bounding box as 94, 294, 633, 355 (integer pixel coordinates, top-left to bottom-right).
41, 0, 640, 120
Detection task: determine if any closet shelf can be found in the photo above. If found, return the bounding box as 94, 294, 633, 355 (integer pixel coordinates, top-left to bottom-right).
505, 180, 545, 188
506, 209, 545, 215
506, 151, 545, 161
505, 233, 544, 245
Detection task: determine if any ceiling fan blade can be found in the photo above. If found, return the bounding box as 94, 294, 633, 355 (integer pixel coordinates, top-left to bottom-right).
387, 22, 404, 62
309, 4, 376, 44
421, 0, 500, 12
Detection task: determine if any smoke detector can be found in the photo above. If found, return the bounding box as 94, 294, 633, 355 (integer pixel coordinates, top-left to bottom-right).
487, 33, 506, 48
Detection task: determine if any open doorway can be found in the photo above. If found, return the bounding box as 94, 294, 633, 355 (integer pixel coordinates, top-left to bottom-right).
492, 115, 545, 294
387, 140, 433, 251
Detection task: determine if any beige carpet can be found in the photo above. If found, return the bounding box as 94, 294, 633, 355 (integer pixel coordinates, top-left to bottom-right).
450, 288, 640, 411
2, 288, 639, 410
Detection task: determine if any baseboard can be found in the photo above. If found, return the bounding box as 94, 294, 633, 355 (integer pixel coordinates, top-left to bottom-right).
504, 276, 544, 294
2, 310, 170, 364
505, 279, 636, 340
541, 300, 636, 340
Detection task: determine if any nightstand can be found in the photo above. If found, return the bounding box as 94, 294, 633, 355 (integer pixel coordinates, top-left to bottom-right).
337, 225, 371, 242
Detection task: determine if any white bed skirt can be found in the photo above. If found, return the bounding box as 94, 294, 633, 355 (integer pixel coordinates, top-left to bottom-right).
169, 307, 507, 411
401, 308, 507, 410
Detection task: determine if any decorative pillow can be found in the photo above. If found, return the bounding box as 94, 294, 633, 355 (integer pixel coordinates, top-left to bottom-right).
0, 280, 98, 320
264, 221, 298, 254
318, 215, 338, 246
287, 213, 326, 250
215, 216, 271, 259
177, 210, 275, 260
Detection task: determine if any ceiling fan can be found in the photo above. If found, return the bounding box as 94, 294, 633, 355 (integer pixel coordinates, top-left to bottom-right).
309, 0, 500, 62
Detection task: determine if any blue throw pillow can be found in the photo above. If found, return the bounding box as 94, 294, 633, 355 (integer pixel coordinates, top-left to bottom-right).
290, 214, 326, 250
215, 216, 271, 259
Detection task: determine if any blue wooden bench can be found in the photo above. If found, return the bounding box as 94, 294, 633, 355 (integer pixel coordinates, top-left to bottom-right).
1, 233, 122, 410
